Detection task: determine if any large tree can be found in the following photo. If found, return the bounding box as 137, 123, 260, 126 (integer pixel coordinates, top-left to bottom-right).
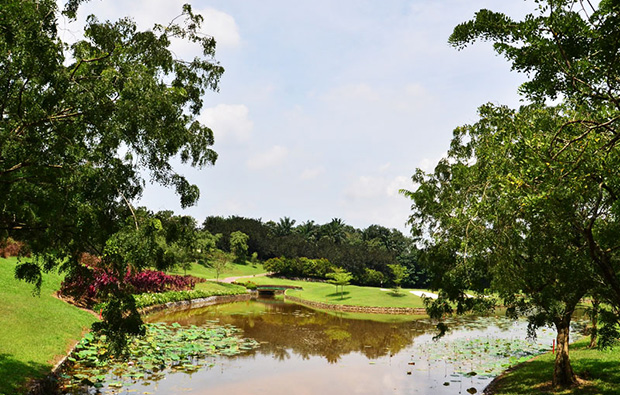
1, 0, 223, 343
448, 0, 620, 310
402, 103, 611, 387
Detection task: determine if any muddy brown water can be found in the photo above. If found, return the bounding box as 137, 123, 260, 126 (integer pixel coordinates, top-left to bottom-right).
64, 298, 584, 394
133, 298, 575, 395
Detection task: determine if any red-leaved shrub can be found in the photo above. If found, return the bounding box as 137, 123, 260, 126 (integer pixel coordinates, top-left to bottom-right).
0, 238, 26, 258
60, 255, 205, 305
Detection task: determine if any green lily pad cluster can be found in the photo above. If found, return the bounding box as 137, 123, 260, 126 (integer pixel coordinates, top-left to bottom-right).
431, 336, 547, 377
60, 321, 259, 393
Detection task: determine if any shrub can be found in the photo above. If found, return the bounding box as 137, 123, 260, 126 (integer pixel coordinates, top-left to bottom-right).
263, 256, 334, 279
234, 280, 258, 290
60, 257, 206, 306
0, 238, 27, 258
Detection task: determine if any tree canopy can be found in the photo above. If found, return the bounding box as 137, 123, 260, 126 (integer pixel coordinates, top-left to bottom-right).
1, 0, 222, 277
1, 0, 224, 348
403, 0, 620, 387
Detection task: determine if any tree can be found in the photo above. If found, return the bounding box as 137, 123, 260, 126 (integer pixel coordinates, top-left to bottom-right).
295, 220, 319, 242
320, 218, 347, 244
1, 0, 223, 347
401, 103, 608, 387
388, 264, 406, 294
449, 0, 620, 315
274, 217, 296, 237
326, 268, 353, 300
229, 231, 249, 264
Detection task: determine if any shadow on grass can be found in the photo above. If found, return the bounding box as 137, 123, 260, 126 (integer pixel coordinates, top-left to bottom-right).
0, 353, 55, 395
489, 354, 620, 395
388, 291, 407, 298
326, 291, 351, 301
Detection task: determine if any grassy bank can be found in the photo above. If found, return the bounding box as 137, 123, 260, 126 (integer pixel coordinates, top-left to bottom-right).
168, 261, 266, 280
247, 276, 427, 309
0, 257, 97, 395
487, 337, 620, 394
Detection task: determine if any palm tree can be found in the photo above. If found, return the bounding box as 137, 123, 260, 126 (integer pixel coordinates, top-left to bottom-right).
274, 216, 296, 237
321, 218, 347, 244
296, 220, 319, 242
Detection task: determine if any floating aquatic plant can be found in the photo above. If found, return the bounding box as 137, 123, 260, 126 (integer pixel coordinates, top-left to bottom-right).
60, 321, 259, 393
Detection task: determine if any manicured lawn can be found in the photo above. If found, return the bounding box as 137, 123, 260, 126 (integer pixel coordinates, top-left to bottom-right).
487, 337, 620, 394
194, 280, 247, 293
167, 261, 266, 280
247, 276, 427, 309
0, 257, 97, 395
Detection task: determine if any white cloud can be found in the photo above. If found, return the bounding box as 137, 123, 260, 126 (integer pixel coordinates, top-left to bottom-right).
247, 145, 289, 170
201, 104, 253, 144
345, 175, 409, 200
300, 167, 325, 180
198, 7, 241, 48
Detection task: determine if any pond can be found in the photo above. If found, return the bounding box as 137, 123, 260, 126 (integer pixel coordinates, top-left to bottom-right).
61, 298, 584, 395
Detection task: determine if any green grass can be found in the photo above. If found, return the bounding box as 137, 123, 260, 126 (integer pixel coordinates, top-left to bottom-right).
167, 261, 266, 280
194, 280, 247, 293
488, 337, 620, 394
248, 276, 427, 309
0, 257, 97, 395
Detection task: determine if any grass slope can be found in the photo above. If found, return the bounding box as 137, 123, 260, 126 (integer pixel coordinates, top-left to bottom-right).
488, 337, 620, 395
0, 257, 97, 395
247, 276, 427, 309
167, 261, 266, 280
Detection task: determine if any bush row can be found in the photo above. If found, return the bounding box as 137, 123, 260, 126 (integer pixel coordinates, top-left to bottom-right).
263, 257, 334, 279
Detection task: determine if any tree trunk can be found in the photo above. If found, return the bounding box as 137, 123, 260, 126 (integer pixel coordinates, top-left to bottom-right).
553, 314, 577, 388
589, 298, 599, 348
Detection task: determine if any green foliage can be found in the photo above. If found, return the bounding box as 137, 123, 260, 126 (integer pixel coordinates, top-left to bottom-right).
447, 0, 620, 315
388, 264, 406, 288
326, 268, 353, 299
360, 268, 386, 287
229, 231, 249, 264
131, 286, 247, 309
402, 0, 620, 384
61, 322, 259, 391
263, 256, 334, 279
1, 0, 225, 351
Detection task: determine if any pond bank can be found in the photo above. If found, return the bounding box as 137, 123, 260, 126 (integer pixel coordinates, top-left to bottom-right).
139, 293, 252, 315
284, 294, 428, 315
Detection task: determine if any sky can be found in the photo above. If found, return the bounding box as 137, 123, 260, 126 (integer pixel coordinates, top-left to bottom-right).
58, 0, 535, 233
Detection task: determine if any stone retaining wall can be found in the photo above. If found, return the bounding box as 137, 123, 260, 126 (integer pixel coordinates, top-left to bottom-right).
139, 293, 252, 315
284, 295, 427, 315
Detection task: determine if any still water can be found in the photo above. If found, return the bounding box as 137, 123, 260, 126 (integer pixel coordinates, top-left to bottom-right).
119, 298, 577, 395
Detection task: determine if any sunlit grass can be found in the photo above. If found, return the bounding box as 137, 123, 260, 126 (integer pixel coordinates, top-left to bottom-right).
487, 338, 620, 395
0, 257, 97, 395
247, 276, 427, 309
167, 261, 266, 280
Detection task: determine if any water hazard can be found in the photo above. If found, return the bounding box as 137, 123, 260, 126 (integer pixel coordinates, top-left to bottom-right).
63, 298, 583, 394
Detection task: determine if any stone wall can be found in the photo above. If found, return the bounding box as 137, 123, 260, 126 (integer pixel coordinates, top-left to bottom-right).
284, 295, 427, 315
139, 293, 252, 315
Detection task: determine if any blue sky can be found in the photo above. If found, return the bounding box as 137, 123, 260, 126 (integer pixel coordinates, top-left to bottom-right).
60, 0, 534, 232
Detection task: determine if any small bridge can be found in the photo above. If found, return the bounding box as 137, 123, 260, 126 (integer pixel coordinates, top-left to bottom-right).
255, 284, 303, 296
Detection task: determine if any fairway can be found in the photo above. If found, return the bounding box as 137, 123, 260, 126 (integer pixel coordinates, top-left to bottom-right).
247, 276, 428, 309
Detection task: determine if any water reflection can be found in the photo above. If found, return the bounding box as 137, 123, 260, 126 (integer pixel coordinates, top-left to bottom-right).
137, 298, 562, 395
147, 299, 440, 364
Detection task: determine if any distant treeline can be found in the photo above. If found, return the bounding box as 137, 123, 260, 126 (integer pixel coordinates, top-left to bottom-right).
202, 216, 429, 288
